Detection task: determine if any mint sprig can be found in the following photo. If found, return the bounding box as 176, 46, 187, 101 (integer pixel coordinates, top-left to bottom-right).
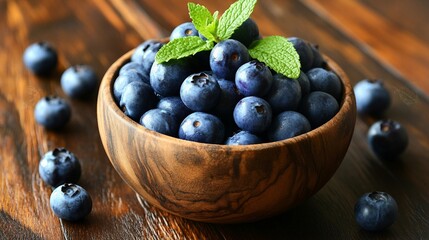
155, 0, 301, 79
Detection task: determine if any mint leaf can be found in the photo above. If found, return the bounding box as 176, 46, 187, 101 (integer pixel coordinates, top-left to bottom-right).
188, 3, 217, 41
217, 0, 257, 40
156, 37, 214, 63
249, 36, 301, 79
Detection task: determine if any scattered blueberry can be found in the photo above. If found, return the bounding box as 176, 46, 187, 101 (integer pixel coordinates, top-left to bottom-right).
354, 79, 391, 116
233, 96, 272, 134
265, 74, 302, 114
367, 119, 408, 160
120, 81, 158, 121
60, 65, 98, 99
225, 130, 262, 145
34, 96, 71, 130
170, 22, 199, 41
38, 148, 81, 187
210, 39, 250, 80
50, 183, 92, 221
23, 41, 58, 76
299, 91, 339, 128
140, 109, 179, 137
307, 68, 342, 102
179, 112, 225, 144
180, 72, 221, 112
235, 60, 273, 97
354, 191, 398, 231
266, 111, 311, 142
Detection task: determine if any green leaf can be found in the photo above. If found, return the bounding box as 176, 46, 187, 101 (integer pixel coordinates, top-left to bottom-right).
249, 36, 301, 79
188, 3, 216, 41
155, 37, 214, 63
217, 0, 257, 40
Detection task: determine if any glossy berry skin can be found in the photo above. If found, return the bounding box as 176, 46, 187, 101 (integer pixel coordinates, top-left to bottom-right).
140, 109, 179, 137
180, 72, 221, 112
233, 96, 272, 134
354, 191, 398, 231
61, 65, 98, 99
266, 111, 311, 142
150, 58, 193, 97
354, 79, 391, 116
114, 68, 150, 102
235, 60, 273, 97
265, 74, 301, 114
39, 148, 81, 188
170, 22, 199, 41
210, 39, 250, 80
120, 81, 158, 121
307, 68, 342, 102
287, 37, 313, 72
23, 41, 58, 75
179, 112, 225, 144
131, 40, 164, 77
367, 119, 408, 160
212, 79, 242, 121
50, 183, 92, 222
34, 96, 71, 130
157, 96, 192, 122
299, 91, 339, 129
225, 130, 262, 145
230, 18, 260, 47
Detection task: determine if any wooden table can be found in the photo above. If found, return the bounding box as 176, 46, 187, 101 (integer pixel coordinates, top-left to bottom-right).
1, 0, 429, 239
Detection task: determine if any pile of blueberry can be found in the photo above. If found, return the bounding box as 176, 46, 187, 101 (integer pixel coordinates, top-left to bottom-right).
23, 43, 95, 221
114, 19, 342, 145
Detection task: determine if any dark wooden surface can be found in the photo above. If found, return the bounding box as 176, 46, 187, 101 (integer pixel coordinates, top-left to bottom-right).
1, 0, 428, 239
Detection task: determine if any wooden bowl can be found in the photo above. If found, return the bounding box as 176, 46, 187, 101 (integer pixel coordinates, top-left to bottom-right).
97, 49, 356, 224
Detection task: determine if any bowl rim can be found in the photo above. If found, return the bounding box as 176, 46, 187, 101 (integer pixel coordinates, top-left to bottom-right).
99, 48, 355, 152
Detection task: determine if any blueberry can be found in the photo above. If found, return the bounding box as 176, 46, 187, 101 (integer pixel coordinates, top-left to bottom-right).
114, 67, 150, 102
38, 148, 81, 187
287, 37, 313, 72
354, 79, 391, 116
60, 65, 98, 99
225, 130, 262, 145
180, 72, 221, 112
150, 58, 194, 97
34, 96, 71, 130
235, 60, 273, 97
233, 96, 272, 134
210, 39, 250, 80
179, 112, 225, 144
265, 74, 302, 114
119, 62, 149, 84
170, 22, 199, 41
297, 71, 311, 97
140, 109, 179, 137
212, 79, 243, 121
299, 91, 339, 129
230, 18, 260, 47
157, 96, 192, 122
307, 68, 342, 102
23, 41, 58, 76
50, 183, 92, 221
354, 191, 398, 231
120, 81, 158, 121
367, 119, 408, 160
131, 40, 164, 77
266, 111, 311, 142
310, 44, 326, 69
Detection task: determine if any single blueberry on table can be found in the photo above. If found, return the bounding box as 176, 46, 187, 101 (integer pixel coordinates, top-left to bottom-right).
307, 67, 342, 102
266, 111, 311, 142
157, 96, 192, 123
287, 37, 314, 72
131, 40, 164, 77
230, 18, 260, 47
180, 72, 221, 112
23, 41, 58, 76
235, 60, 273, 97
113, 67, 150, 102
39, 148, 81, 188
354, 79, 391, 116
210, 39, 250, 81
179, 112, 225, 144
34, 96, 71, 130
50, 183, 92, 222
225, 130, 262, 145
120, 81, 158, 122
60, 65, 98, 99
367, 119, 408, 160
170, 22, 199, 41
354, 191, 398, 231
299, 91, 339, 129
140, 109, 179, 137
233, 96, 272, 134
265, 74, 302, 114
